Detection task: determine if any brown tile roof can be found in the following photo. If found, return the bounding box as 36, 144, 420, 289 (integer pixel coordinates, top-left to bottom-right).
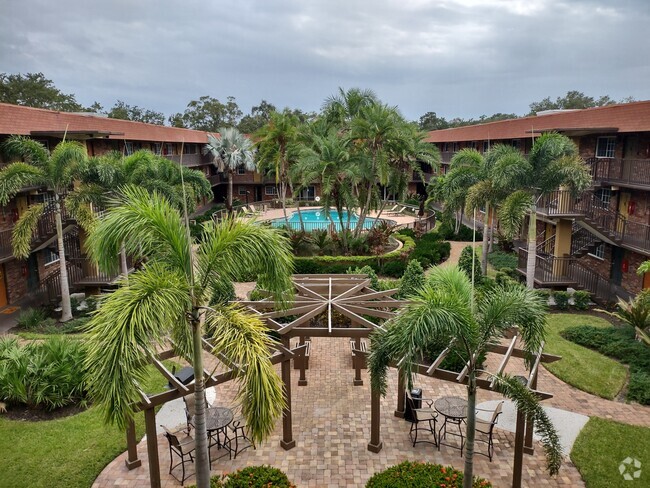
0, 103, 211, 143
426, 100, 650, 143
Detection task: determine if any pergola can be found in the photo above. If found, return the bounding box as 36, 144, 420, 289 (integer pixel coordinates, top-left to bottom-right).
124, 274, 561, 488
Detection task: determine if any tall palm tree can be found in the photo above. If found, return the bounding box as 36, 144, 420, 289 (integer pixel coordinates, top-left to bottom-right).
204, 128, 255, 213
497, 133, 591, 288
322, 87, 378, 129
369, 266, 562, 488
0, 136, 88, 321
255, 112, 300, 220
83, 187, 293, 488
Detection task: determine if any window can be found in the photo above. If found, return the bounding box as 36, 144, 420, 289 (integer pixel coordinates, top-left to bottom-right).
595, 188, 611, 208
482, 141, 490, 153
125, 142, 134, 156
467, 141, 477, 149
238, 186, 248, 195
453, 142, 460, 152
442, 142, 452, 152
151, 143, 162, 155
163, 143, 174, 156
511, 139, 521, 150
237, 166, 246, 175
183, 144, 197, 154
589, 243, 605, 260
44, 248, 59, 265
265, 186, 278, 196
596, 136, 616, 158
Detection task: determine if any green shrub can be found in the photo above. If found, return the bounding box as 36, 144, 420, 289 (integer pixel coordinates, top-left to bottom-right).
487, 250, 518, 270
398, 260, 425, 298
381, 260, 407, 278
458, 246, 482, 284
378, 278, 400, 291
396, 228, 416, 239
410, 233, 451, 268
365, 461, 491, 488
16, 308, 54, 330
190, 466, 295, 488
495, 271, 518, 287
0, 336, 87, 410
553, 291, 571, 310
573, 290, 591, 310
536, 289, 552, 302
562, 324, 650, 404
436, 215, 483, 241
422, 336, 486, 373
347, 265, 380, 290
210, 280, 236, 306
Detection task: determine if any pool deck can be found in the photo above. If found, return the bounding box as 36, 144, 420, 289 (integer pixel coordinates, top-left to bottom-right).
249, 207, 419, 228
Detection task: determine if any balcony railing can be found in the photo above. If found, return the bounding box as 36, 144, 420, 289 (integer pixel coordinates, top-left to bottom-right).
537, 190, 650, 252
0, 229, 12, 259
164, 153, 211, 167
589, 157, 650, 188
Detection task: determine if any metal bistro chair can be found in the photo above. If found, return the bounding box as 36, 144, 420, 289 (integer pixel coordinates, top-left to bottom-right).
406, 391, 438, 447
227, 414, 256, 458
183, 394, 225, 450
474, 401, 504, 461
162, 426, 196, 485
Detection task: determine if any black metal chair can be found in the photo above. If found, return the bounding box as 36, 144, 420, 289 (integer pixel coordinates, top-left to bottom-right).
227, 415, 256, 458
406, 391, 438, 447
474, 401, 504, 461
161, 426, 196, 485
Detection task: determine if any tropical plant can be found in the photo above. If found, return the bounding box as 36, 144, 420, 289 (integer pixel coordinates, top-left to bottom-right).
458, 245, 482, 285
0, 135, 89, 321
365, 461, 491, 488
598, 294, 650, 333
398, 259, 425, 298
497, 133, 591, 288
83, 187, 294, 488
368, 266, 561, 488
204, 127, 255, 213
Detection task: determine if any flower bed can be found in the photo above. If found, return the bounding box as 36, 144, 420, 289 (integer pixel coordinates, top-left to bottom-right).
366, 461, 491, 488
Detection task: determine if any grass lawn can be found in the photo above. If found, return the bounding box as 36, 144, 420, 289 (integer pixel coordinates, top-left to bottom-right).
543, 313, 627, 399
571, 417, 650, 487
0, 364, 171, 488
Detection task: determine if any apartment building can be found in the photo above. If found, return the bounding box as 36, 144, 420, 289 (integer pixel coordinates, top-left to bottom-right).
426, 101, 650, 301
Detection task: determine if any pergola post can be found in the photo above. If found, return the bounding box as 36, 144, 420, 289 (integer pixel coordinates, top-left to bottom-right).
353, 337, 363, 386
280, 338, 296, 450
524, 373, 537, 455
144, 408, 161, 488
367, 385, 383, 453
125, 419, 142, 469
512, 408, 526, 488
394, 371, 405, 418
298, 336, 307, 386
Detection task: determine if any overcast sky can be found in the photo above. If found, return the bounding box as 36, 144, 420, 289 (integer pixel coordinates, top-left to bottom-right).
1, 0, 649, 122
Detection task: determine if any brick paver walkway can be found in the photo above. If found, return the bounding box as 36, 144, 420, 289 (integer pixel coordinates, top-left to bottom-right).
92, 334, 650, 488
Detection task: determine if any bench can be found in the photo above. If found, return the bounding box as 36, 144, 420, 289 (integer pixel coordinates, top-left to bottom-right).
293, 339, 311, 370
350, 339, 368, 369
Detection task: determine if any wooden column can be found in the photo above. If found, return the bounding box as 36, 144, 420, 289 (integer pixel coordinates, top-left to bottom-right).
394, 372, 405, 418
125, 419, 142, 469
367, 386, 383, 453
298, 336, 307, 386
353, 337, 363, 386
512, 408, 526, 488
524, 373, 537, 455
144, 408, 161, 488
280, 338, 296, 450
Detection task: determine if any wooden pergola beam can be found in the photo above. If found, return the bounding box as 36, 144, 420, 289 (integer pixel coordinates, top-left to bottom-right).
260, 303, 323, 319
341, 304, 397, 320
487, 343, 560, 363
490, 336, 518, 388
332, 302, 384, 330
150, 355, 189, 394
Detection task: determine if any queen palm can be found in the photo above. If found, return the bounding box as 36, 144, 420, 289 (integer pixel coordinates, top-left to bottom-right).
369, 266, 562, 488
497, 133, 591, 288
0, 136, 88, 321
83, 186, 293, 488
204, 128, 255, 213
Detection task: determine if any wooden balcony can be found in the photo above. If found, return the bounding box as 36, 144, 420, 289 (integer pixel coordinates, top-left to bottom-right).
164, 153, 211, 167
590, 157, 650, 190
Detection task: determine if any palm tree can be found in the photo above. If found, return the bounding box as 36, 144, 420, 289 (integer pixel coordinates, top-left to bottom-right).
0, 136, 88, 321
322, 87, 378, 129
368, 266, 562, 488
497, 133, 591, 288
204, 128, 255, 213
255, 112, 300, 220
83, 187, 293, 488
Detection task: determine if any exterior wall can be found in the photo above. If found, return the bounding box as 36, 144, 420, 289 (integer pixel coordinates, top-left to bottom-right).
622, 249, 646, 295
577, 244, 613, 281
4, 259, 28, 304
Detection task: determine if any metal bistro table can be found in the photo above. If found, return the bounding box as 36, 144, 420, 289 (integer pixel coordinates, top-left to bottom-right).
435, 396, 468, 455
193, 406, 234, 465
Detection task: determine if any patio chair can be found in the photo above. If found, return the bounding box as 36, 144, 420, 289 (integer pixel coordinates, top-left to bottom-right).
162, 426, 196, 485
387, 206, 406, 216
248, 204, 263, 215
227, 414, 256, 459
406, 391, 438, 447
182, 394, 209, 435
474, 401, 504, 461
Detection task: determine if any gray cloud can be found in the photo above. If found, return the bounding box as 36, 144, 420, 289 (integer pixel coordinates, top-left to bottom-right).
1, 0, 649, 121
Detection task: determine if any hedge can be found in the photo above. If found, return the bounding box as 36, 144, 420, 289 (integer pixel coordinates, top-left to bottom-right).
189, 465, 294, 488
366, 461, 491, 488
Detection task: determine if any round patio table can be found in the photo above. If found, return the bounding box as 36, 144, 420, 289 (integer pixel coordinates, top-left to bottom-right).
193, 406, 234, 454
434, 396, 467, 454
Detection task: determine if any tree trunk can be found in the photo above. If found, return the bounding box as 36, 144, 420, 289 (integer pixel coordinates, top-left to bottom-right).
356, 152, 378, 238
481, 202, 490, 275
526, 207, 537, 289
227, 169, 233, 214
291, 183, 305, 232
280, 181, 288, 221
488, 213, 495, 253
463, 373, 478, 488
191, 310, 211, 488
55, 196, 73, 322
120, 243, 129, 282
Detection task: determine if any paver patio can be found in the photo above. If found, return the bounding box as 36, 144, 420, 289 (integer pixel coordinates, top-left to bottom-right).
92, 332, 650, 488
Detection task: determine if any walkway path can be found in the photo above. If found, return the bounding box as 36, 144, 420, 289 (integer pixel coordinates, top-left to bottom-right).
437, 241, 480, 268
91, 334, 650, 488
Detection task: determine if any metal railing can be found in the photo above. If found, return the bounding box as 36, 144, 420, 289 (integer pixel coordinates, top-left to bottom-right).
589, 157, 650, 188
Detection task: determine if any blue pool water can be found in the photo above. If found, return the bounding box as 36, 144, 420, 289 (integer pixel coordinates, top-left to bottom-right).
269, 209, 380, 231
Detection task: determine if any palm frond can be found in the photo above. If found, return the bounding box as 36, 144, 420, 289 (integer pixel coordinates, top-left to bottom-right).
498, 190, 533, 238
491, 373, 563, 475
83, 264, 191, 429
204, 305, 286, 443
48, 141, 87, 191
11, 203, 45, 258
2, 135, 49, 166
0, 162, 45, 205
543, 155, 592, 196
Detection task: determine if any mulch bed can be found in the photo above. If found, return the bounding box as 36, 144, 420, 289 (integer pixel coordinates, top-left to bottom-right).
2, 403, 87, 421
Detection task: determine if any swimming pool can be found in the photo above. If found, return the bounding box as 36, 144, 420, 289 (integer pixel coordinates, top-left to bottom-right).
268, 209, 383, 231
